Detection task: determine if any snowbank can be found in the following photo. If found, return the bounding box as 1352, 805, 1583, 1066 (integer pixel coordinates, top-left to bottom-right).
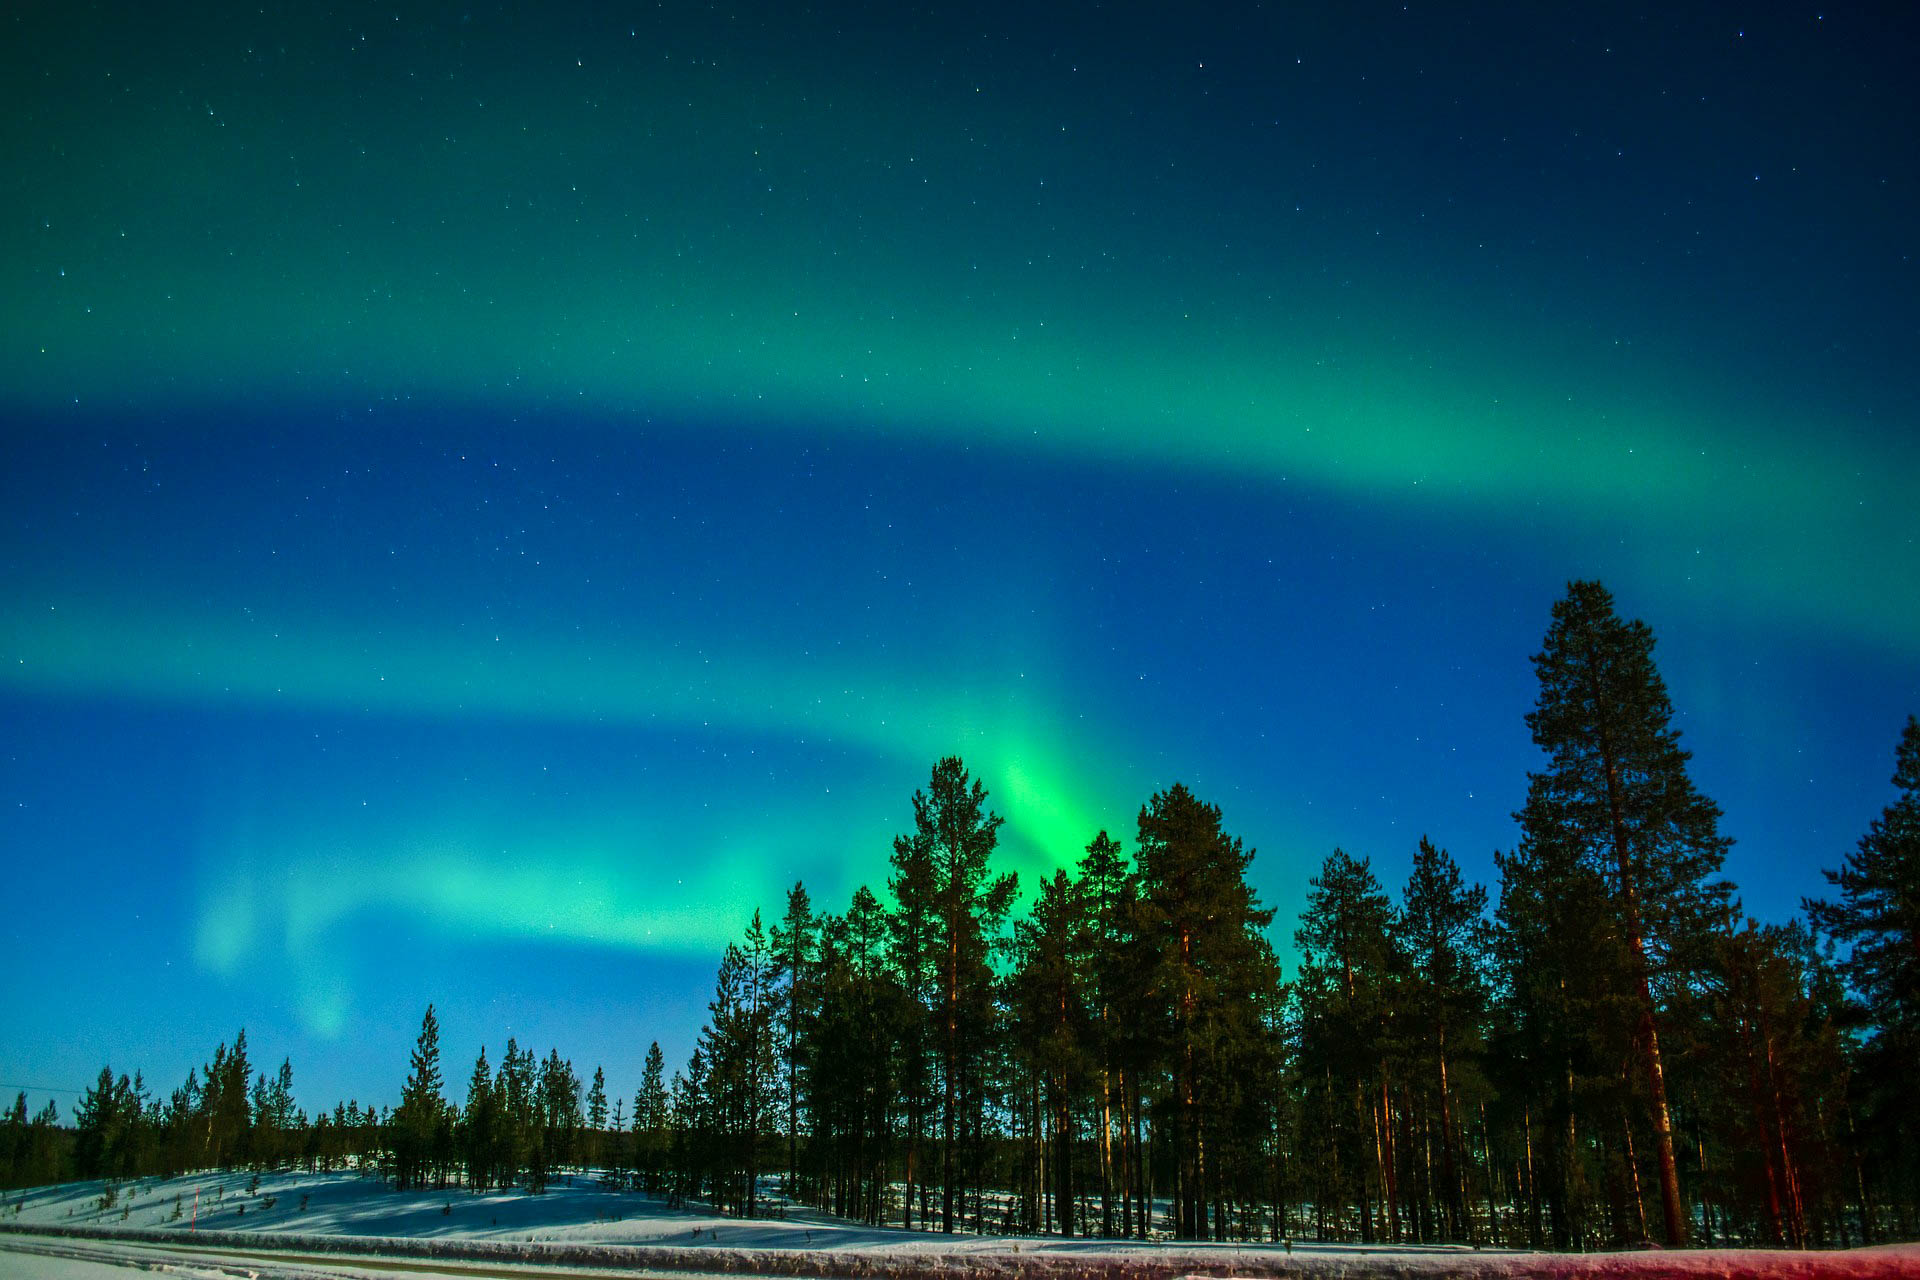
3, 1171, 1913, 1279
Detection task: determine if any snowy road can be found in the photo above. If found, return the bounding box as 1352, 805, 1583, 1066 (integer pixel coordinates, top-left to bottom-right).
10, 1230, 1920, 1280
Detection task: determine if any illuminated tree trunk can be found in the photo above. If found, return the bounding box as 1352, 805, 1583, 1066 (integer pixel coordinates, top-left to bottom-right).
1600, 731, 1687, 1247
1437, 1031, 1463, 1240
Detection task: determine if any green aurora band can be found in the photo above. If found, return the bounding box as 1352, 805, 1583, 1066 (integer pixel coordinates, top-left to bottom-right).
7, 595, 1143, 1032
5, 14, 1912, 662
3, 4, 1913, 1043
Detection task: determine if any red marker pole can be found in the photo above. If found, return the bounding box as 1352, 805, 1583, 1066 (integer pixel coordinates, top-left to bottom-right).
192, 1188, 198, 1231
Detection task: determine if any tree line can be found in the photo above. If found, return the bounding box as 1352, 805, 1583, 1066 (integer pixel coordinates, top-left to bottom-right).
6, 581, 1915, 1253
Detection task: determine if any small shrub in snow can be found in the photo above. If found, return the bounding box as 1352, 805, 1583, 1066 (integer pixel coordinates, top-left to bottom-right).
263, 1196, 277, 1211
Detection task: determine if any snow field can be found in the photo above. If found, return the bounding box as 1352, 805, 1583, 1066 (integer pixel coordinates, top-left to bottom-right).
3, 1171, 1916, 1279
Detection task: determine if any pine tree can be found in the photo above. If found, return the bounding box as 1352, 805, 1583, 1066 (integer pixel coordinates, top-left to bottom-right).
1806, 716, 1920, 1225
770, 881, 818, 1200
694, 916, 778, 1216
888, 807, 939, 1230
1698, 919, 1851, 1247
159, 1072, 198, 1179
1135, 783, 1279, 1239
888, 756, 1018, 1232
1077, 830, 1142, 1237
849, 883, 909, 1223
1, 1092, 26, 1189
806, 885, 906, 1225
198, 1030, 252, 1169
1517, 580, 1732, 1246
261, 1059, 295, 1170
635, 1041, 667, 1194
499, 1039, 538, 1190
1011, 866, 1095, 1233
1807, 717, 1920, 1040
394, 1005, 445, 1190
225, 1030, 252, 1165
251, 1072, 273, 1167
739, 911, 777, 1214
25, 1102, 60, 1189
670, 1049, 711, 1204
698, 948, 745, 1209
586, 1066, 608, 1172
1494, 793, 1620, 1248
74, 1066, 123, 1180
537, 1050, 581, 1179
1294, 849, 1396, 1241
609, 1095, 627, 1185
462, 1046, 496, 1190
1397, 837, 1492, 1242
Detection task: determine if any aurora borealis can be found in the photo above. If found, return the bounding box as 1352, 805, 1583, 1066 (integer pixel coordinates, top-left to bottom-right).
2, 2, 1915, 1112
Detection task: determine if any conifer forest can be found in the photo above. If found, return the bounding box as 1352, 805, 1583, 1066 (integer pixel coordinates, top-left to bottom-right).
8, 582, 1917, 1253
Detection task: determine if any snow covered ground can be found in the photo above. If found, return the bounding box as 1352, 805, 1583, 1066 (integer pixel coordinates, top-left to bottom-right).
2, 1170, 1914, 1278
5, 1167, 907, 1251
0, 1167, 1486, 1257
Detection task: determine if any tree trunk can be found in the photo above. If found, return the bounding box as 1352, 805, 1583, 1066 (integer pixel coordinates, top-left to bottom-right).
1522, 1102, 1541, 1249
1480, 1100, 1499, 1245
944, 898, 959, 1234
1100, 1065, 1115, 1237
1380, 1071, 1400, 1240
1119, 1068, 1134, 1238
904, 1109, 917, 1230
1180, 925, 1197, 1239
1357, 1079, 1375, 1242
1623, 1109, 1649, 1242
1759, 1015, 1805, 1248
1437, 1029, 1463, 1240
1030, 1073, 1043, 1232
1133, 1074, 1148, 1237
1593, 682, 1687, 1247
1843, 1093, 1872, 1245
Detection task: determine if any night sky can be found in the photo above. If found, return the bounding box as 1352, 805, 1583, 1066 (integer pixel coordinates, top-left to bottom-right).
2, 3, 1915, 1116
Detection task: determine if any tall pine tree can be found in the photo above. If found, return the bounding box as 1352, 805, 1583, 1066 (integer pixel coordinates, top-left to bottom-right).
1078, 830, 1143, 1237
1517, 580, 1731, 1245
585, 1066, 608, 1172
889, 756, 1017, 1232
393, 1005, 444, 1190
1010, 867, 1094, 1234
1135, 783, 1279, 1239
635, 1041, 668, 1194
1397, 837, 1491, 1242
463, 1046, 497, 1190
770, 881, 819, 1199
1293, 849, 1396, 1241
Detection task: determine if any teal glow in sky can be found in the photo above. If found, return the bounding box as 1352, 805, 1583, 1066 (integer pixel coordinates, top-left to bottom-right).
1, 2, 1915, 1110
